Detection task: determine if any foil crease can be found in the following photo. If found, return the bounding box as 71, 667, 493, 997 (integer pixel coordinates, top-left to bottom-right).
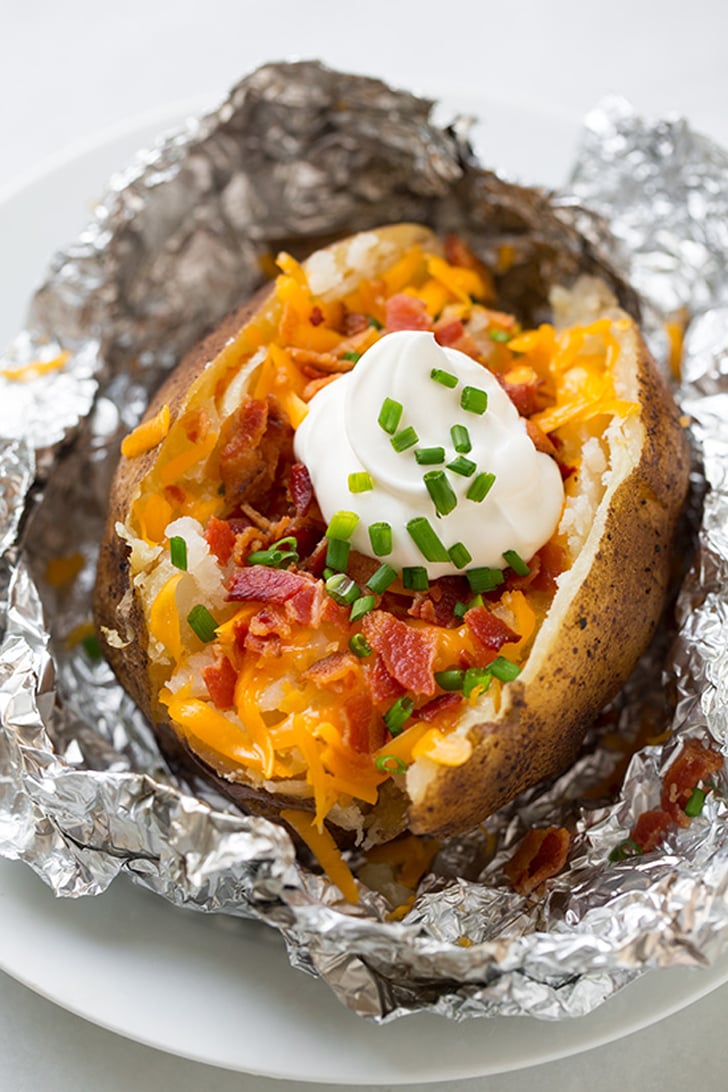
1, 62, 728, 1022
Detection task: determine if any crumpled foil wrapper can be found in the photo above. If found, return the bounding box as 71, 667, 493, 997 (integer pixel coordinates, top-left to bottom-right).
1, 63, 728, 1022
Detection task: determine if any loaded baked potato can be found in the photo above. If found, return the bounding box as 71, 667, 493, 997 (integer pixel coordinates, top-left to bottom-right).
94, 223, 689, 847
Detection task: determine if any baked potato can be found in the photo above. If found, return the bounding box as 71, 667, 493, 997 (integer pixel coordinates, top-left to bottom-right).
94, 223, 690, 844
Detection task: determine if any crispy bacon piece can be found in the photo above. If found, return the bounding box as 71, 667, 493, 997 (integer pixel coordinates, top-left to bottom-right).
218, 395, 293, 506
362, 611, 437, 697
385, 294, 432, 332
408, 575, 469, 628
205, 516, 237, 566
630, 809, 673, 853
504, 827, 571, 895
531, 542, 566, 594
661, 739, 723, 826
201, 652, 238, 710
227, 566, 314, 604
525, 418, 558, 458
465, 605, 519, 657
434, 319, 464, 347
309, 306, 324, 326
284, 581, 319, 625
342, 690, 387, 754
302, 652, 358, 690
366, 654, 406, 704
415, 693, 463, 722
244, 606, 290, 657
343, 311, 370, 336
288, 462, 313, 516
499, 375, 541, 418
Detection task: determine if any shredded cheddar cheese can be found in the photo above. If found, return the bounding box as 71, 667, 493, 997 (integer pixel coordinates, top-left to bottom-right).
280, 808, 359, 903
1, 350, 70, 382
121, 404, 171, 458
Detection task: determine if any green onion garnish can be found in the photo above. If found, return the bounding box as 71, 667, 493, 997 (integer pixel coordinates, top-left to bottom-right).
341, 351, 362, 363
169, 535, 188, 571
434, 668, 465, 691
489, 329, 512, 343
375, 754, 408, 775
454, 594, 484, 619
326, 510, 359, 539
415, 447, 446, 465
406, 517, 450, 563
466, 472, 496, 502
247, 547, 298, 568
368, 522, 392, 557
402, 566, 429, 591
368, 315, 383, 330
81, 634, 102, 662
187, 604, 218, 643
349, 633, 373, 658
325, 573, 361, 605
391, 426, 419, 452
503, 549, 530, 576
685, 787, 706, 817
383, 696, 414, 736
366, 563, 397, 595
326, 537, 351, 572
463, 667, 492, 698
423, 470, 458, 516
460, 386, 488, 414
348, 471, 373, 493
451, 424, 471, 453
448, 542, 472, 569
350, 594, 376, 622
430, 368, 458, 389
322, 567, 335, 580
608, 839, 643, 862
378, 397, 403, 435
447, 456, 476, 477
466, 567, 504, 593
488, 656, 521, 683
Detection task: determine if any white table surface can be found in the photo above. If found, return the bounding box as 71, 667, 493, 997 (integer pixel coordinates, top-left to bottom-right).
2, 2, 728, 1088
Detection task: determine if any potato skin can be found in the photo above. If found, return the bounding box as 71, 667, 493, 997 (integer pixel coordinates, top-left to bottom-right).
408, 329, 690, 836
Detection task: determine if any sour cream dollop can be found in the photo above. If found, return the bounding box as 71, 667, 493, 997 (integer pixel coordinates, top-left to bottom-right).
294, 331, 564, 578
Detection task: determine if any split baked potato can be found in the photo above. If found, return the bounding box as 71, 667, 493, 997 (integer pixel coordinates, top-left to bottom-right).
94, 223, 690, 844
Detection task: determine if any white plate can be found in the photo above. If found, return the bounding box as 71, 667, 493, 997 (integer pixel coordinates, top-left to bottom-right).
1, 94, 725, 1085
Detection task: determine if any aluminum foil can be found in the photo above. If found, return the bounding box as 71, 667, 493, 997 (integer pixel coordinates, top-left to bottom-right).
1, 63, 728, 1022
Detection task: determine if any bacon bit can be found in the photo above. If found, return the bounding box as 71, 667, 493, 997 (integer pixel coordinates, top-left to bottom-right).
164, 484, 187, 507
415, 693, 463, 722
302, 374, 339, 401
530, 542, 566, 594
345, 550, 382, 589
205, 516, 237, 565
288, 347, 357, 374
434, 319, 464, 347
499, 374, 541, 418
320, 594, 352, 630
285, 581, 319, 625
504, 827, 571, 895
525, 418, 558, 458
302, 652, 359, 690
366, 654, 406, 704
343, 690, 388, 753
630, 809, 673, 853
660, 739, 723, 826
362, 611, 437, 697
182, 407, 213, 445
309, 306, 324, 327
201, 652, 238, 710
343, 311, 370, 336
385, 293, 432, 332
227, 566, 314, 604
288, 462, 313, 516
408, 575, 469, 628
244, 606, 290, 657
465, 605, 519, 656
231, 526, 267, 568
559, 462, 576, 482
218, 396, 293, 506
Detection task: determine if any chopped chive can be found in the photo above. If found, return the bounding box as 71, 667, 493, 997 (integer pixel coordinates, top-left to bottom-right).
415, 446, 446, 465
322, 567, 335, 580
430, 368, 458, 389
488, 657, 521, 683
466, 567, 504, 593
325, 573, 361, 605
402, 566, 429, 591
383, 696, 414, 736
406, 517, 450, 563
489, 328, 512, 343
463, 667, 492, 698
685, 787, 706, 817
448, 542, 472, 569
608, 839, 643, 862
326, 510, 359, 539
368, 315, 383, 330
349, 633, 373, 658
81, 633, 102, 662
447, 455, 477, 477
350, 594, 376, 622
368, 522, 392, 557
466, 472, 496, 502
503, 549, 530, 576
326, 537, 351, 572
247, 547, 298, 568
460, 386, 488, 414
453, 600, 469, 619
348, 471, 373, 493
169, 535, 188, 571
375, 754, 408, 775
187, 604, 218, 643
423, 470, 458, 516
271, 536, 298, 552
341, 351, 362, 363
434, 668, 465, 692
378, 397, 403, 435
451, 424, 472, 453
366, 563, 397, 595
391, 426, 419, 452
